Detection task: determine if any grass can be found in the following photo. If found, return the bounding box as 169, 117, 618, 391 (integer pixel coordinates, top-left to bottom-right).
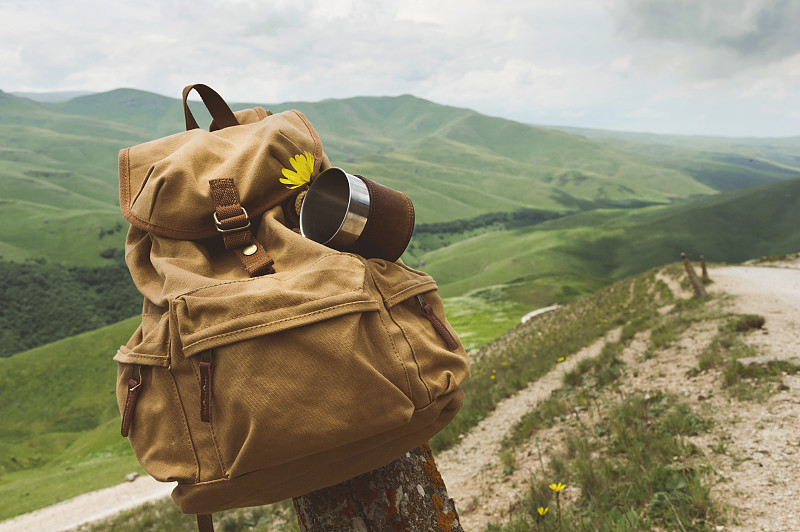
0, 317, 140, 519
442, 288, 534, 351
404, 175, 800, 298
430, 266, 675, 453
489, 296, 800, 531
489, 392, 719, 532
441, 273, 611, 351
75, 498, 299, 532
487, 274, 735, 531
32, 263, 679, 530
0, 264, 623, 519
0, 451, 143, 519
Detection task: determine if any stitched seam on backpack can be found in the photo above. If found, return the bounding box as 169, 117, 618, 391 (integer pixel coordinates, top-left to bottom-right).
167, 366, 200, 483
376, 285, 433, 405
178, 253, 360, 297
391, 310, 433, 406
183, 300, 379, 352
180, 287, 364, 335
188, 353, 228, 477
113, 352, 169, 367
383, 281, 438, 307
375, 296, 414, 403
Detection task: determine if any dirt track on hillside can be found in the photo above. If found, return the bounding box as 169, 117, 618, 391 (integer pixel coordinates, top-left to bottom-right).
2, 258, 799, 532
439, 258, 800, 531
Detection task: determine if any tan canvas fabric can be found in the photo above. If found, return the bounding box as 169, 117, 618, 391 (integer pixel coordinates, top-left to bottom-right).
114, 90, 469, 515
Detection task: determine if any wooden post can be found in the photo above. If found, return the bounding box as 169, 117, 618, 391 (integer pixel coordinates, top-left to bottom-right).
700, 255, 711, 283
293, 443, 463, 531
681, 252, 707, 298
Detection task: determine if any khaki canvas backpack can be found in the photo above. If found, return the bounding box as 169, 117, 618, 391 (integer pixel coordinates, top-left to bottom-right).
114, 84, 470, 528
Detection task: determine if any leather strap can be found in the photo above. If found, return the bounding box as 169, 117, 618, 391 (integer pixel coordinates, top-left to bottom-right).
197, 514, 214, 532
120, 366, 142, 437
182, 84, 239, 131
209, 178, 275, 276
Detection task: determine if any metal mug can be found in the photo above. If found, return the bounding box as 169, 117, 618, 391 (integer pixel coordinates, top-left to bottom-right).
300, 167, 415, 262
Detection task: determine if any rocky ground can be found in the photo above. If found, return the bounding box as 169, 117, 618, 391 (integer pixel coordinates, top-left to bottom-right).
439, 256, 800, 531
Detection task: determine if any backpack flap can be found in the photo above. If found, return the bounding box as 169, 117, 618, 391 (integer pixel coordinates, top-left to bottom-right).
119, 106, 330, 240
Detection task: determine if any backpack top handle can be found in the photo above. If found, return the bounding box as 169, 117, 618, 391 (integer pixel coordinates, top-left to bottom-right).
182, 84, 240, 131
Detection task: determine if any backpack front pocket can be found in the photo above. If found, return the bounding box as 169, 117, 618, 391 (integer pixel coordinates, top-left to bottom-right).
115, 306, 200, 484
171, 252, 417, 479
367, 259, 470, 409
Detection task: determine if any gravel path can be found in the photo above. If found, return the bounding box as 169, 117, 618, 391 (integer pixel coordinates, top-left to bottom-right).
709, 264, 800, 363
437, 328, 622, 530
0, 476, 175, 532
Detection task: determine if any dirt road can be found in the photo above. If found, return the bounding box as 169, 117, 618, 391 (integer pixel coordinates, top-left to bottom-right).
0, 476, 175, 532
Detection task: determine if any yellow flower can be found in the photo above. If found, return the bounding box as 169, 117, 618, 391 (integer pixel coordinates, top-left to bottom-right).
549, 482, 566, 493
537, 507, 549, 516
280, 151, 314, 189
557, 357, 565, 362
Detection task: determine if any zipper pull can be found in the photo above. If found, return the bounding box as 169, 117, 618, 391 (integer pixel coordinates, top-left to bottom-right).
416, 294, 460, 351
199, 352, 213, 423
121, 365, 142, 437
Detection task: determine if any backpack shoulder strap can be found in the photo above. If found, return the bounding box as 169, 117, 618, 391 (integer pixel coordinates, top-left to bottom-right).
197, 514, 214, 532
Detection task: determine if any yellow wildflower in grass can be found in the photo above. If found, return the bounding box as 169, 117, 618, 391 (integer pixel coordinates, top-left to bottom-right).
280, 151, 315, 189
549, 482, 566, 527
557, 357, 565, 362
537, 507, 549, 516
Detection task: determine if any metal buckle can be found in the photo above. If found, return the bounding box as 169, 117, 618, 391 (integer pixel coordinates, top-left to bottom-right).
213, 207, 251, 233
129, 364, 143, 391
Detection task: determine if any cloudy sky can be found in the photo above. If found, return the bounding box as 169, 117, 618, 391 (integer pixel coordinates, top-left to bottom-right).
2, 0, 798, 137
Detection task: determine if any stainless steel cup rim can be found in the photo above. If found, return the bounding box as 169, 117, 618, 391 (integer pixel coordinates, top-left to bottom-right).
300, 167, 371, 247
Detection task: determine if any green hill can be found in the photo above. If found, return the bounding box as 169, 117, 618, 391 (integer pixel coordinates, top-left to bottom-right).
1, 87, 799, 358
3, 88, 796, 266
410, 176, 800, 299
0, 316, 144, 518
548, 125, 800, 181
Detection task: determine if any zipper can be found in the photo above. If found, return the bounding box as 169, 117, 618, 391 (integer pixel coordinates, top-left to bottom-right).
416, 294, 460, 351
199, 352, 213, 423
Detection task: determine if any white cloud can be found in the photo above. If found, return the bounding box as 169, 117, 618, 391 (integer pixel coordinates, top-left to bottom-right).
624, 107, 670, 119
0, 0, 798, 136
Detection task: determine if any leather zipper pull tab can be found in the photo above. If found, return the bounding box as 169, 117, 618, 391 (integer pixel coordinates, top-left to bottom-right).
121, 365, 142, 437
416, 295, 460, 351
199, 352, 213, 423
